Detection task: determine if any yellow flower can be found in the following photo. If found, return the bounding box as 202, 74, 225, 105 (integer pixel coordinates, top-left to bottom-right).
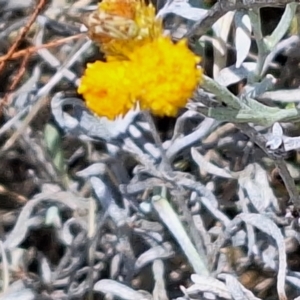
78, 37, 202, 119
78, 60, 136, 120
80, 1, 202, 119
99, 0, 137, 19
130, 37, 202, 117
86, 0, 162, 59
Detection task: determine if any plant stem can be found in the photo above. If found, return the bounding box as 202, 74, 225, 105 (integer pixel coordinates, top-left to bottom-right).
143, 110, 172, 173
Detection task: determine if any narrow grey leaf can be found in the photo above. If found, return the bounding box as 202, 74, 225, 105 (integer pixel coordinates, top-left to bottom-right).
215, 63, 256, 87
157, 1, 207, 21
51, 93, 139, 142
191, 147, 233, 178
219, 274, 262, 300
188, 274, 232, 299
135, 242, 174, 270
283, 136, 300, 152
94, 279, 149, 300
234, 12, 252, 68
243, 75, 276, 98
228, 213, 287, 300
286, 275, 300, 288
266, 122, 283, 150
238, 164, 277, 212
224, 274, 250, 300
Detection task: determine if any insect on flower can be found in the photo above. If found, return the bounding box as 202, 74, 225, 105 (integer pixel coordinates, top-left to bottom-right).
84, 0, 162, 59
86, 3, 138, 44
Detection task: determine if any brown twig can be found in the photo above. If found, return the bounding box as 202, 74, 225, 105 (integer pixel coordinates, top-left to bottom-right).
0, 0, 48, 112
0, 0, 47, 73
0, 33, 85, 115
0, 34, 84, 63
2, 52, 31, 107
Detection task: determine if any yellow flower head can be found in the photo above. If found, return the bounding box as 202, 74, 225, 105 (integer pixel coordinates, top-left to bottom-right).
99, 0, 137, 19
78, 37, 202, 119
86, 0, 162, 59
130, 37, 202, 117
79, 1, 203, 119
78, 60, 136, 120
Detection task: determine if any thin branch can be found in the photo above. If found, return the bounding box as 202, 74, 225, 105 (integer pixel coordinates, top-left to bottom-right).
0, 34, 84, 63
185, 0, 298, 40
2, 52, 31, 107
143, 111, 173, 173
0, 0, 47, 72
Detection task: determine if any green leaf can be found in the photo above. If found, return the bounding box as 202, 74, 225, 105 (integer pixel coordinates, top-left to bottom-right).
44, 123, 66, 174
